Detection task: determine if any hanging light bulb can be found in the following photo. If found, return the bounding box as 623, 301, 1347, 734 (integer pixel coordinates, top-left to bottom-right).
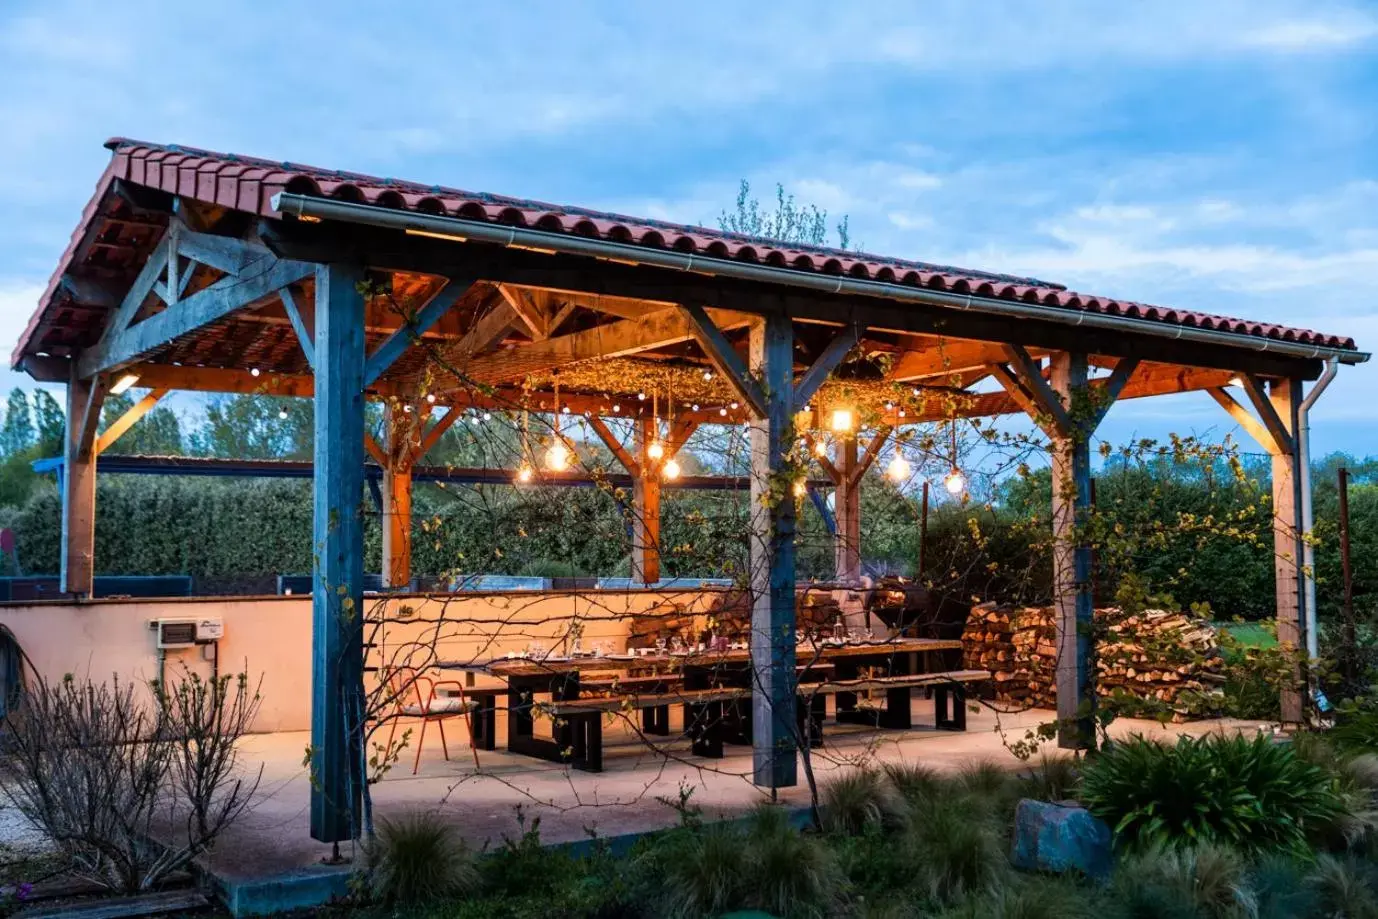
702, 369, 714, 381
278, 409, 289, 420
638, 391, 647, 401
730, 401, 740, 410
830, 407, 855, 433
719, 407, 728, 417
662, 458, 681, 480
943, 467, 967, 496
613, 404, 621, 413
691, 403, 700, 412
545, 440, 572, 471
887, 454, 911, 481
483, 412, 492, 421
402, 404, 413, 414
814, 440, 828, 457
515, 463, 534, 484
250, 367, 261, 378
426, 393, 437, 404
647, 440, 665, 460
792, 479, 807, 497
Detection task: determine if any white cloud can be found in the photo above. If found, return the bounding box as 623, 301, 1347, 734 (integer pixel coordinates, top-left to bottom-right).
1241, 18, 1378, 50
0, 282, 45, 360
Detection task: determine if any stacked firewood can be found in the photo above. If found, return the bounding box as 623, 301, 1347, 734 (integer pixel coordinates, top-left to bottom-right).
961, 603, 1225, 719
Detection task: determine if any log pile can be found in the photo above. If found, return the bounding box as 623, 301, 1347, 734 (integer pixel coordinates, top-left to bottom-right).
961, 603, 1226, 718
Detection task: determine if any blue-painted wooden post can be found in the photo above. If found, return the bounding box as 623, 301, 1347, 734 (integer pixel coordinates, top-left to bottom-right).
310, 262, 367, 843
1050, 351, 1094, 748
748, 313, 797, 787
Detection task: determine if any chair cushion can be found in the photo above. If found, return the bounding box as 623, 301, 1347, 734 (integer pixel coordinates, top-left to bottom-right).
401, 697, 476, 716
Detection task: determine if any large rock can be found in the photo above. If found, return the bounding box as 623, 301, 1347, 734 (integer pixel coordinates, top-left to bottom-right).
1010, 799, 1113, 880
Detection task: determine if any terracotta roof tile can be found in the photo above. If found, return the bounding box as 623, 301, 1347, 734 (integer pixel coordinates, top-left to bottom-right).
11, 138, 1361, 367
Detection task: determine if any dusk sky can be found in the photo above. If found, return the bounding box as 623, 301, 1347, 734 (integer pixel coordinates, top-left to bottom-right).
2, 0, 1375, 460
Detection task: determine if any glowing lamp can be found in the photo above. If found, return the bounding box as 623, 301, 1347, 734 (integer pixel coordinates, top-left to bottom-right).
792, 480, 807, 498
545, 440, 572, 472
647, 440, 665, 460
813, 440, 828, 457
943, 468, 967, 496
886, 455, 911, 482
662, 458, 681, 480
515, 463, 534, 484
830, 408, 855, 433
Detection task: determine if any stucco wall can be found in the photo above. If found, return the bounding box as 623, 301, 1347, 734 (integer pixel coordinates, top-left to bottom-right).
0, 590, 723, 733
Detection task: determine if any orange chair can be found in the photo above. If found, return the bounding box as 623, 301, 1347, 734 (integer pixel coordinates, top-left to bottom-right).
382, 667, 480, 774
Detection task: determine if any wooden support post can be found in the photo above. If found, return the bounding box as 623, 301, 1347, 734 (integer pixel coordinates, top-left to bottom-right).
748, 314, 797, 788
60, 369, 106, 596
834, 435, 860, 580
1270, 378, 1305, 724
381, 404, 417, 590
309, 262, 367, 844
1050, 352, 1094, 749
633, 417, 661, 586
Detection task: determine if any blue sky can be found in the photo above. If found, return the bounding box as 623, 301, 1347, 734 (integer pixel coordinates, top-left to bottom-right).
1, 0, 1376, 460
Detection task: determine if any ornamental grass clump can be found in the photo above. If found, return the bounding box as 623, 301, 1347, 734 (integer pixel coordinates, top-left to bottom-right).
1080, 732, 1345, 854
743, 804, 846, 919
820, 767, 909, 837
366, 810, 478, 907
1109, 844, 1257, 919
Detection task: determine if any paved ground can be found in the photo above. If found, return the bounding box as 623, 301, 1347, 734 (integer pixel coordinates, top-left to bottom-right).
200, 701, 1273, 882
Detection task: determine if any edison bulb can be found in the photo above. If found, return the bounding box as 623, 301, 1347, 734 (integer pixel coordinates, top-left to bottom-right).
813, 440, 827, 457
792, 480, 807, 497
545, 441, 572, 472
662, 458, 681, 480
830, 408, 855, 433
943, 468, 966, 495
886, 455, 911, 481
647, 440, 665, 460
515, 463, 534, 484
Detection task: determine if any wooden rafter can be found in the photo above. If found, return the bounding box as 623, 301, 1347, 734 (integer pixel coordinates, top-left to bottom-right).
852, 425, 893, 485
363, 433, 388, 466
889, 338, 1049, 381
278, 285, 316, 367
496, 284, 552, 340
415, 406, 464, 460
365, 279, 472, 387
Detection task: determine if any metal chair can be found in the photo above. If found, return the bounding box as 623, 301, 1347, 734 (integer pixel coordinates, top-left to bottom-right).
382, 666, 480, 774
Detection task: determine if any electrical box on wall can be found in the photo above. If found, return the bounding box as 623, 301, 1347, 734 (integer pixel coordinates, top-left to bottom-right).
150, 617, 224, 649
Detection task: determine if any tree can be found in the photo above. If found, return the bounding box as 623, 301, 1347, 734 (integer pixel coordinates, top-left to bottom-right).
98, 392, 184, 456
188, 395, 312, 459
719, 180, 851, 250
32, 390, 64, 458
0, 389, 34, 458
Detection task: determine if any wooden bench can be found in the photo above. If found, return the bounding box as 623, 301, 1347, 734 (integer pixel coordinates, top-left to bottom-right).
547, 687, 747, 771
812, 669, 989, 731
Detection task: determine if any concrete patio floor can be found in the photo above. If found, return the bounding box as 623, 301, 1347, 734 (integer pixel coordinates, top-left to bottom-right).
206, 699, 1273, 888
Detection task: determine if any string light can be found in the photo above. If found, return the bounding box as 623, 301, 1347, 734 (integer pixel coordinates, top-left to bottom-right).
730, 401, 739, 410
483, 412, 491, 421
943, 468, 967, 495
250, 368, 261, 377
426, 393, 437, 404
719, 407, 728, 416
402, 404, 413, 414
886, 454, 911, 481
278, 409, 288, 420
662, 458, 681, 480
545, 440, 572, 471
638, 392, 647, 401
691, 403, 700, 412
702, 370, 713, 381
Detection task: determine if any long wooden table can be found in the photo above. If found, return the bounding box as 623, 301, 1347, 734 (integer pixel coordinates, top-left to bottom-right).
438, 638, 966, 767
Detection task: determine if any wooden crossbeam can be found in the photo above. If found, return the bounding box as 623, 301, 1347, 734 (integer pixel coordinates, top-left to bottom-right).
279, 286, 316, 367
1208, 387, 1283, 455
1001, 344, 1072, 435
460, 305, 749, 383
175, 227, 263, 276
77, 255, 314, 378
496, 284, 551, 340
585, 416, 639, 474
415, 406, 464, 460
1241, 374, 1294, 455
94, 388, 169, 456
793, 325, 859, 407
666, 419, 700, 459
815, 447, 842, 485
852, 426, 892, 484
363, 433, 388, 466
59, 274, 119, 309
889, 339, 1050, 381
1085, 357, 1141, 431
365, 280, 472, 387
90, 237, 171, 361
681, 304, 767, 418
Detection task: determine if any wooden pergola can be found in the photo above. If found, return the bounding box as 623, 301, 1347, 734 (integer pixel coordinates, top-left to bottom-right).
15, 139, 1367, 843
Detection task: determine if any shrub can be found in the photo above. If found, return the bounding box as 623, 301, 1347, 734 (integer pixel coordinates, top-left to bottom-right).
1021, 754, 1081, 803
367, 810, 477, 907
1109, 844, 1256, 919
944, 874, 1096, 919
659, 825, 748, 918
820, 768, 908, 836
907, 793, 1006, 903
742, 805, 845, 919
1308, 853, 1378, 919
0, 672, 261, 893
883, 761, 944, 805
1250, 853, 1321, 919
1080, 733, 1346, 854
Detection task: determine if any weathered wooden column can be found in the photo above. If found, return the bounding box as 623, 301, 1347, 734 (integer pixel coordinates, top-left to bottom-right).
633, 417, 661, 586
59, 368, 105, 596
310, 262, 367, 844
1049, 352, 1095, 748
1270, 378, 1306, 723
748, 314, 797, 787
834, 435, 861, 580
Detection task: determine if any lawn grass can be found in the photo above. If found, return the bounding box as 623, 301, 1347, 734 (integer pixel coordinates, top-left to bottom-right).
1215, 620, 1277, 648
